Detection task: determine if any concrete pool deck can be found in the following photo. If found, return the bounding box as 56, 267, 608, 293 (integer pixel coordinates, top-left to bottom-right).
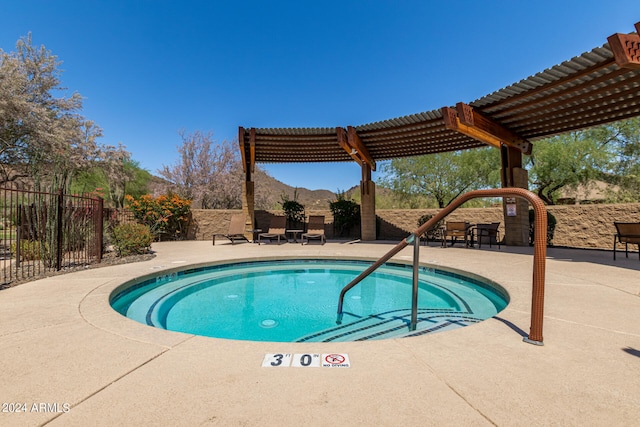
1, 240, 639, 426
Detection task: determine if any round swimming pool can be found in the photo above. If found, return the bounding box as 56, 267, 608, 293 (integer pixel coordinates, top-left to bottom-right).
110, 258, 509, 342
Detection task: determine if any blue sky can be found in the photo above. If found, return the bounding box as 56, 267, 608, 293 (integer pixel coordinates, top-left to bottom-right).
1, 1, 637, 190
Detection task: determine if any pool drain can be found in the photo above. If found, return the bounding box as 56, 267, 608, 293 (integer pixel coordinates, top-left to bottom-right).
260, 319, 278, 328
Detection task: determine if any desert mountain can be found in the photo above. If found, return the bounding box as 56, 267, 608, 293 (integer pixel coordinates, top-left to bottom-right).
147, 169, 339, 209
253, 170, 337, 208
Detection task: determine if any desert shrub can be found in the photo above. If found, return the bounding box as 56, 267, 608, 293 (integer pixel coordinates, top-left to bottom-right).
63, 206, 92, 251
417, 214, 444, 242
280, 190, 305, 228
125, 193, 191, 240
529, 209, 557, 246
111, 223, 153, 256
329, 191, 360, 237
11, 240, 49, 261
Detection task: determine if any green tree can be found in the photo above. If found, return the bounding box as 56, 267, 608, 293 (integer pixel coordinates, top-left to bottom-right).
604, 117, 640, 202
378, 147, 501, 208
71, 169, 109, 199
1, 34, 85, 190
0, 34, 129, 192
125, 160, 154, 200
71, 157, 152, 208
524, 118, 640, 205
527, 127, 618, 204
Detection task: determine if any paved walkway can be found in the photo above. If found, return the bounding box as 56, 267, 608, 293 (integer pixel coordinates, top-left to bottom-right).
1, 240, 639, 426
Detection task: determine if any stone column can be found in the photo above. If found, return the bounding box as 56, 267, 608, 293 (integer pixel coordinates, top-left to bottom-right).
241, 180, 255, 241
500, 145, 530, 246
360, 180, 376, 241
503, 167, 530, 246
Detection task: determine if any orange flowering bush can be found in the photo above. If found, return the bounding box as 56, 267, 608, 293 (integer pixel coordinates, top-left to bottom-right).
125, 193, 191, 240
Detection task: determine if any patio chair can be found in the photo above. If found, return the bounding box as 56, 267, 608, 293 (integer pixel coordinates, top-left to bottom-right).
212, 213, 249, 245
613, 222, 640, 260
474, 222, 501, 249
258, 216, 288, 245
301, 215, 326, 245
442, 221, 471, 247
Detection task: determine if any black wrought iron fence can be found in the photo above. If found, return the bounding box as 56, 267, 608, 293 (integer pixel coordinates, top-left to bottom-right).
1, 187, 104, 286
103, 207, 136, 229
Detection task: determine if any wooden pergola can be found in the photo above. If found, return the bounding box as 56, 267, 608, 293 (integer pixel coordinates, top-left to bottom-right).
239, 22, 640, 244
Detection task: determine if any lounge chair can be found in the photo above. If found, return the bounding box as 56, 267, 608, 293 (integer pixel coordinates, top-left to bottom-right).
442, 221, 470, 247
258, 216, 288, 244
301, 215, 326, 245
613, 222, 640, 260
213, 213, 249, 245
473, 222, 501, 249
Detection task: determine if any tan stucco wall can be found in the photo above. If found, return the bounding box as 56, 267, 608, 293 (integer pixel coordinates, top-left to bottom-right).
189, 203, 640, 250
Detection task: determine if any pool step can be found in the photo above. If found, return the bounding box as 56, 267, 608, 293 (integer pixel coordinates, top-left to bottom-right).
295, 309, 484, 342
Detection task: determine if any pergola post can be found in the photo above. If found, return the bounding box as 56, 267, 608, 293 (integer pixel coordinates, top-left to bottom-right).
241, 181, 255, 241
341, 126, 377, 241
239, 127, 256, 241
501, 145, 530, 246
360, 163, 376, 241
443, 103, 533, 246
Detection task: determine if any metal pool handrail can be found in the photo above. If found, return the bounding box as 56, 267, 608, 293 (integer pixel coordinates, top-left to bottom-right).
336, 188, 548, 346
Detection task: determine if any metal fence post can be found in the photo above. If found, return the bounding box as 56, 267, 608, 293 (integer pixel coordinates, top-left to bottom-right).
96, 197, 104, 262
56, 189, 63, 271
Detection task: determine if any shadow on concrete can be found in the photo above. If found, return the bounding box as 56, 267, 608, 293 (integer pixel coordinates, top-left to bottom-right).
493, 316, 528, 338
542, 247, 640, 272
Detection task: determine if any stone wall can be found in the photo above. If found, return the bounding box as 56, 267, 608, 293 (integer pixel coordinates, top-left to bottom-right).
545, 203, 640, 249
188, 203, 640, 250
375, 208, 504, 241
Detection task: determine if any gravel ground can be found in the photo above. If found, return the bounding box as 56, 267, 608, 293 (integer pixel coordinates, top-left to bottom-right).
0, 251, 156, 290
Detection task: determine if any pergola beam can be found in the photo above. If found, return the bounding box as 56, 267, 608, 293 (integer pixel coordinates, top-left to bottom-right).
607, 22, 640, 69
336, 127, 377, 171
347, 126, 376, 171
337, 127, 362, 165
238, 127, 256, 180
441, 103, 532, 155
249, 128, 256, 173
238, 127, 247, 173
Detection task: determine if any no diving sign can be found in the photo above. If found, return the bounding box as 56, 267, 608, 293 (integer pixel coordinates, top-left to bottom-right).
322, 353, 350, 368
262, 353, 350, 368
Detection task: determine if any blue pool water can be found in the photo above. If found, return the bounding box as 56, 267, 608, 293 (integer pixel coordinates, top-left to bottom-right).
110, 259, 508, 342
